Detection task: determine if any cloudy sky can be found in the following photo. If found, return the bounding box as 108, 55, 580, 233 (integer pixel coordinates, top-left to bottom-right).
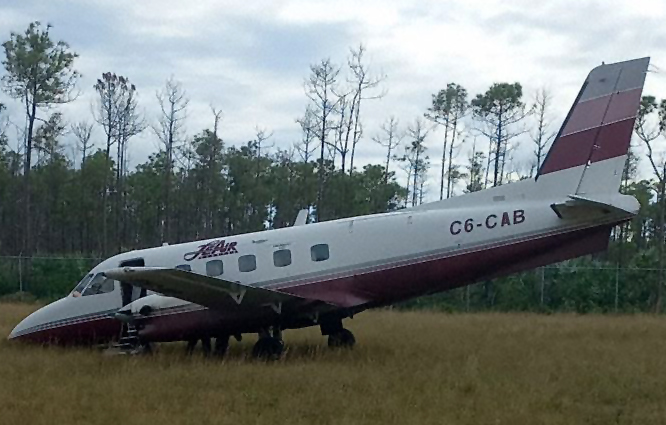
2, 0, 666, 196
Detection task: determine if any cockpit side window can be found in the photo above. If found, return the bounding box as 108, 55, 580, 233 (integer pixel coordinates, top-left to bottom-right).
71, 274, 93, 296
82, 274, 116, 296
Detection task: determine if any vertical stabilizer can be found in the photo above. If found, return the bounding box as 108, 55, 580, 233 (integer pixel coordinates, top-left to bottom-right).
537, 58, 649, 195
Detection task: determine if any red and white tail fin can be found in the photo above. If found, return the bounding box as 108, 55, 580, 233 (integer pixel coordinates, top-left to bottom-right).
408, 58, 650, 213
537, 57, 650, 195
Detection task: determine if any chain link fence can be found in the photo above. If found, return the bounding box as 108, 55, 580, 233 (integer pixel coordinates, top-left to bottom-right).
0, 256, 102, 301
0, 256, 664, 312
398, 264, 665, 313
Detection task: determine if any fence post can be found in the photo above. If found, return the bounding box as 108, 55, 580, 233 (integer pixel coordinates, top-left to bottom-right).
465, 285, 470, 312
540, 267, 545, 306
614, 264, 620, 313
18, 255, 23, 293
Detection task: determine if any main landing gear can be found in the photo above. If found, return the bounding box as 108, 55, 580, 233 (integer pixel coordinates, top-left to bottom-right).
321, 318, 356, 349
252, 327, 284, 360
186, 336, 229, 357
184, 320, 355, 359
328, 328, 356, 348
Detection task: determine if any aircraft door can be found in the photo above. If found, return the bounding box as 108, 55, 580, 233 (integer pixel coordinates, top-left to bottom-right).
118, 258, 147, 307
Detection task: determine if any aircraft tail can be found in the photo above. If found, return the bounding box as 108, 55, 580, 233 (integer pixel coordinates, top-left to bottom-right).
407, 58, 650, 213
536, 57, 650, 196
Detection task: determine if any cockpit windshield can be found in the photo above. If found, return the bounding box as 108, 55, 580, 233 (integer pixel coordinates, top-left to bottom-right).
71, 273, 116, 297
71, 274, 93, 297
81, 274, 115, 296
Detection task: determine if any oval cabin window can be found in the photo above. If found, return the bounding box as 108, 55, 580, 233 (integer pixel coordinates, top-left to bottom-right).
310, 244, 330, 262
238, 255, 257, 272
273, 249, 292, 267
206, 259, 224, 276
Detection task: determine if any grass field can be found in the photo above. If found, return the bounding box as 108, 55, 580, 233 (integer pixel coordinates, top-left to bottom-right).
2, 303, 666, 425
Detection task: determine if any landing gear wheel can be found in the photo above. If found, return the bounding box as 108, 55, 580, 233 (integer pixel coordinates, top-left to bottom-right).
201, 337, 212, 357
186, 338, 213, 356
185, 339, 197, 355
140, 341, 153, 355
328, 329, 355, 348
252, 337, 284, 360
214, 336, 229, 357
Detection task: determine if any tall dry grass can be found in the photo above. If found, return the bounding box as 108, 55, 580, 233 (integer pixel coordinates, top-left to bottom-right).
1, 303, 666, 424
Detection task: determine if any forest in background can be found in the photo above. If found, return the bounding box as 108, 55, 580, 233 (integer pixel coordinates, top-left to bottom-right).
1, 22, 666, 313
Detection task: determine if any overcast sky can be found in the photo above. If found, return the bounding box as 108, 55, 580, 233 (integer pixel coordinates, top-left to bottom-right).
2, 0, 666, 197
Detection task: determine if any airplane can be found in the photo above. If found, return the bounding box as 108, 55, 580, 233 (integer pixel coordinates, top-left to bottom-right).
8, 57, 650, 358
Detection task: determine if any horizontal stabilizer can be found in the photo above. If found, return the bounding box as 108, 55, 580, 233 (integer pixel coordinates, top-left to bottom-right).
550, 194, 640, 219
105, 267, 315, 313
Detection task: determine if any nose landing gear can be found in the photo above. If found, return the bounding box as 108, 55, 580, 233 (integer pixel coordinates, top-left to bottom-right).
251, 327, 284, 360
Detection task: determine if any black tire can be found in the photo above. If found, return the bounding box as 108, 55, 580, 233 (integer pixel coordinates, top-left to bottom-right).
140, 342, 153, 355
185, 339, 197, 355
252, 337, 284, 360
201, 338, 212, 357
214, 336, 229, 357
328, 328, 355, 348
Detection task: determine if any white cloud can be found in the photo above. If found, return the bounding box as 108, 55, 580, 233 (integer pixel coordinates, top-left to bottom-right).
1, 0, 666, 198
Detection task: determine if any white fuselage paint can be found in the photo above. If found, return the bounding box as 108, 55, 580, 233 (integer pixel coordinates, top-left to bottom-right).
8, 157, 637, 341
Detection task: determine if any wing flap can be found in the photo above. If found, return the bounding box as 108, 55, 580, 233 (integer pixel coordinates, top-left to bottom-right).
105, 267, 309, 312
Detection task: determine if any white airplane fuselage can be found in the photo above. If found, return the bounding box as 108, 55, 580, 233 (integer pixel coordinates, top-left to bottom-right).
8, 159, 637, 344
8, 57, 649, 349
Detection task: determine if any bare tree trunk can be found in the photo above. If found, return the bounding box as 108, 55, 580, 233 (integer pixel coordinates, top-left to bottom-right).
446, 119, 458, 198
493, 103, 503, 187
484, 137, 492, 189
102, 132, 112, 255
22, 97, 37, 289
412, 148, 419, 207
439, 124, 449, 200
24, 99, 36, 256
349, 100, 361, 175
115, 132, 122, 252
657, 167, 665, 313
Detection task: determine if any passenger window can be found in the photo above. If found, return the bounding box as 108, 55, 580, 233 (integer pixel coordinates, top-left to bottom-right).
82, 274, 115, 296
238, 255, 256, 272
206, 260, 224, 276
273, 249, 292, 267
311, 244, 329, 262
175, 264, 191, 272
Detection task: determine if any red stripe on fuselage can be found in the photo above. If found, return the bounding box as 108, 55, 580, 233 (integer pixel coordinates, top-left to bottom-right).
13, 316, 120, 345
281, 225, 612, 306
14, 223, 616, 344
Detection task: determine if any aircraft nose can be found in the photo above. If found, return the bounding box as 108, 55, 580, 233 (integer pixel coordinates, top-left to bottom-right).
7, 298, 68, 342
8, 321, 23, 340
8, 304, 49, 340
7, 296, 121, 344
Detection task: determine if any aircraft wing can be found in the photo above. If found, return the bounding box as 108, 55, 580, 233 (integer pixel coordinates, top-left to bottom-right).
105, 266, 312, 313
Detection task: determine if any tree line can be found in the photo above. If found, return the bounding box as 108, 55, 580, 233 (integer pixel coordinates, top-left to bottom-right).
1, 22, 666, 313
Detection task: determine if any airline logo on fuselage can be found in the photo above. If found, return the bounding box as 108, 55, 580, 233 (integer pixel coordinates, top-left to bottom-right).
184, 239, 238, 261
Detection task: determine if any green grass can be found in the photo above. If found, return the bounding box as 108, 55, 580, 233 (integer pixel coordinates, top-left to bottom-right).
2, 303, 666, 424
